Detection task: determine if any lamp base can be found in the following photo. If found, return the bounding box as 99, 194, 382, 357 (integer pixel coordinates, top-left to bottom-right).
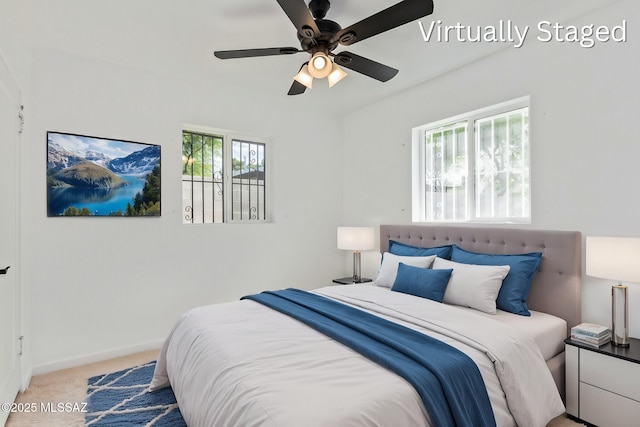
611, 339, 630, 348
612, 284, 629, 347
332, 277, 372, 285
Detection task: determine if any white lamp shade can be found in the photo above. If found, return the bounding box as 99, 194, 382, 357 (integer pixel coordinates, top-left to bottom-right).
293, 64, 313, 89
337, 227, 375, 251
327, 63, 347, 88
586, 236, 640, 283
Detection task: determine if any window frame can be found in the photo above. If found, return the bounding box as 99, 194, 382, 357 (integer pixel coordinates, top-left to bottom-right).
182, 125, 271, 224
411, 96, 531, 224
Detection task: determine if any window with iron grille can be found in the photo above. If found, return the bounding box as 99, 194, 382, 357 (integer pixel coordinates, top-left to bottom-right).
182, 128, 268, 224
231, 139, 266, 221
412, 97, 530, 223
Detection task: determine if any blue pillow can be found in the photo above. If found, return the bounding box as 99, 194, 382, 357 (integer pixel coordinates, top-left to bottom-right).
389, 240, 453, 259
450, 245, 542, 316
391, 263, 453, 303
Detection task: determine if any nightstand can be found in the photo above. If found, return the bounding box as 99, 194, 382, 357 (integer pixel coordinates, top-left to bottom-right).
332, 277, 372, 285
565, 337, 640, 426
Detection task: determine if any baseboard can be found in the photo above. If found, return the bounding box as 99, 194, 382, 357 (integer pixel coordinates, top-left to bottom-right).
30, 339, 164, 377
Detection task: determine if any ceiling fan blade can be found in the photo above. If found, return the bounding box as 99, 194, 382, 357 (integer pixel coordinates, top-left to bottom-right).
214, 47, 300, 59
287, 80, 307, 95
334, 0, 434, 46
333, 52, 398, 82
276, 0, 321, 39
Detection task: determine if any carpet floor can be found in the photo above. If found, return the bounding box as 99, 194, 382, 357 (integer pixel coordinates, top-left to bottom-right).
6, 350, 158, 427
6, 349, 584, 427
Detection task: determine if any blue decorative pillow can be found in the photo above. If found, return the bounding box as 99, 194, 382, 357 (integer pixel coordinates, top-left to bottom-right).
450, 246, 542, 316
389, 240, 453, 259
391, 263, 453, 303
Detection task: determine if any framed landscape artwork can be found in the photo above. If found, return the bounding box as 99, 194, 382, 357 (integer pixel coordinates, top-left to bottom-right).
47, 132, 161, 217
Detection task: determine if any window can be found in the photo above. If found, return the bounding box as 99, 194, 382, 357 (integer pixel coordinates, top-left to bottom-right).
182, 127, 268, 224
412, 97, 530, 223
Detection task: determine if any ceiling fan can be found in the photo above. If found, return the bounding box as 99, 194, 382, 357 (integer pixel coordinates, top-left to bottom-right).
214, 0, 435, 95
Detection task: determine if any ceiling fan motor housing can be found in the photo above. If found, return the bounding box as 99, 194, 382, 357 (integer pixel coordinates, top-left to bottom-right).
299, 18, 342, 51
309, 0, 331, 19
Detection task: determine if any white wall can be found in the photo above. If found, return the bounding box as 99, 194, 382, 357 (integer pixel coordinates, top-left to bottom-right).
343, 1, 640, 335
20, 45, 344, 372
0, 0, 29, 81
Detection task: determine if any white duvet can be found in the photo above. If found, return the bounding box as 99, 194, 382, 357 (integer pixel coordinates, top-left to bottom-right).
151, 284, 564, 427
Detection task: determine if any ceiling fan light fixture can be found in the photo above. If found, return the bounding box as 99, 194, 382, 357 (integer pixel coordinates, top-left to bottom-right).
294, 64, 314, 89
328, 63, 348, 88
312, 55, 326, 70
308, 52, 332, 78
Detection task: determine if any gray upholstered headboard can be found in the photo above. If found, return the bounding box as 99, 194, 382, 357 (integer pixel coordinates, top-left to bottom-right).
380, 225, 582, 332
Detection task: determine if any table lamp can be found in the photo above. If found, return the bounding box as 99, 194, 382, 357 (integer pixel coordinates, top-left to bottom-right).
335, 227, 375, 284
586, 236, 640, 347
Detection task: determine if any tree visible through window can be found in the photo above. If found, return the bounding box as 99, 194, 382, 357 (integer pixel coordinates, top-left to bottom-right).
413, 98, 530, 223
475, 109, 529, 219
424, 121, 468, 221
182, 129, 267, 224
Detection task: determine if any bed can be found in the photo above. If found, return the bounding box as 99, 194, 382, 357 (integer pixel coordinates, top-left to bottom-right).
151, 224, 582, 427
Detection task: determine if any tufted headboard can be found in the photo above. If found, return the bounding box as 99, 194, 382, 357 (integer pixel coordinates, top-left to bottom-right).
380, 224, 582, 332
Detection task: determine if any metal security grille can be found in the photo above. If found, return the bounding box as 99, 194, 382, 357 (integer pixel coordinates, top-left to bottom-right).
424, 121, 468, 221
475, 107, 530, 219
182, 131, 224, 224
232, 139, 266, 221
414, 98, 530, 223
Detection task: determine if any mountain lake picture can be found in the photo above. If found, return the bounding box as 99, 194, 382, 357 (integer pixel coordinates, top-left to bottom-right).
47, 132, 161, 217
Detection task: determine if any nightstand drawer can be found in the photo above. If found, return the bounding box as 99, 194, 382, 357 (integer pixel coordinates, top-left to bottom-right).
581, 350, 640, 401
580, 382, 640, 427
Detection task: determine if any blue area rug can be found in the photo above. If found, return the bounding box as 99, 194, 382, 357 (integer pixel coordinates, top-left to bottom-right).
85, 361, 186, 427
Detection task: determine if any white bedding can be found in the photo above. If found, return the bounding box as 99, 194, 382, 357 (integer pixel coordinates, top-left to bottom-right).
453, 306, 567, 361
151, 284, 565, 427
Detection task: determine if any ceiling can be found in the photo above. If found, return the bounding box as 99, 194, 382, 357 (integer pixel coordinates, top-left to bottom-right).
29, 0, 617, 115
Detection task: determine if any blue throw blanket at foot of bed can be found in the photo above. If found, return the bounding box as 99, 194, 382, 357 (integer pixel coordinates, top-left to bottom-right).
242, 288, 496, 427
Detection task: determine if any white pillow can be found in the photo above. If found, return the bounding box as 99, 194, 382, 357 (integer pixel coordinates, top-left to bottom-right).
374, 253, 436, 288
432, 257, 510, 314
